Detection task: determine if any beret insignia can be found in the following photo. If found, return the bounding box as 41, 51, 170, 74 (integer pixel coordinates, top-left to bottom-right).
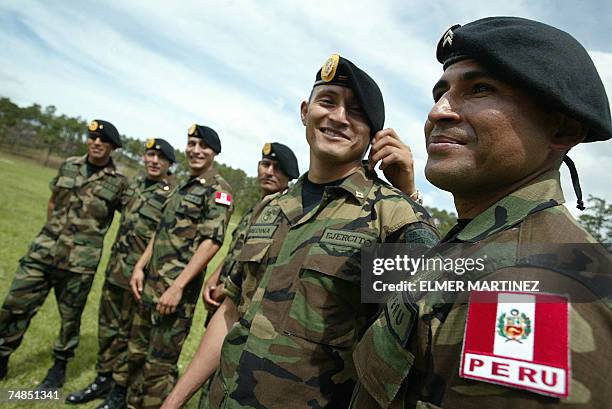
321, 53, 340, 82
89, 120, 99, 132
188, 123, 197, 136
262, 143, 272, 155
442, 28, 454, 47
145, 138, 155, 149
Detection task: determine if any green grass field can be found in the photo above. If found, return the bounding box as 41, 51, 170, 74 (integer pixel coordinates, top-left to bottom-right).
0, 152, 237, 408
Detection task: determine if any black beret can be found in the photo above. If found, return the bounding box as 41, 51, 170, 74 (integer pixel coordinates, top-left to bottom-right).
145, 138, 176, 163
313, 54, 385, 135
88, 119, 122, 148
187, 124, 221, 153
261, 142, 300, 180
436, 17, 612, 143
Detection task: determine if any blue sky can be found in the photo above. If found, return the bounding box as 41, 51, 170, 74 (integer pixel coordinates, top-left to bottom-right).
1, 0, 611, 215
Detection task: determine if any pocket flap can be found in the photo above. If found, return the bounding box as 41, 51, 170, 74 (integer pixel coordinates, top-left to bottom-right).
56, 176, 75, 189
236, 239, 273, 263
138, 203, 162, 222
301, 243, 362, 284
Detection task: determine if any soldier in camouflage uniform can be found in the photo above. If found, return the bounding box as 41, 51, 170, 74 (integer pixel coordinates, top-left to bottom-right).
0, 119, 128, 389
349, 17, 612, 409
65, 138, 177, 409
160, 55, 438, 409
126, 124, 233, 409
201, 142, 300, 325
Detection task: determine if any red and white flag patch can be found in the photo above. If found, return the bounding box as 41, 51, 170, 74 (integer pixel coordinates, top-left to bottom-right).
460, 292, 570, 398
214, 191, 232, 206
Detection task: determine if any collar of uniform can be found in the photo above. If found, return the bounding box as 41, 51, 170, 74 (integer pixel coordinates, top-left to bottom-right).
277, 166, 373, 226
333, 164, 373, 205
78, 154, 118, 177
185, 166, 219, 188
452, 170, 565, 243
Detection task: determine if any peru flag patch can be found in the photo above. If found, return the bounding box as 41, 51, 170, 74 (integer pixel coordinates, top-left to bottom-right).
215, 191, 232, 206
460, 292, 570, 398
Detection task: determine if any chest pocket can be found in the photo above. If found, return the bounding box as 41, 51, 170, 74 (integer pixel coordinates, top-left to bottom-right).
138, 196, 164, 222
173, 192, 206, 239
55, 176, 75, 189
235, 238, 273, 314
94, 179, 121, 202
135, 197, 164, 238
282, 239, 369, 349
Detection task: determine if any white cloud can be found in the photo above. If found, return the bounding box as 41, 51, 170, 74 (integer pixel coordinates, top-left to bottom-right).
0, 0, 610, 220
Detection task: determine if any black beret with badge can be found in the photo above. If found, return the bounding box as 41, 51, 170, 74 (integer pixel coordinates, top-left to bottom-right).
145, 138, 176, 163
88, 119, 122, 148
188, 124, 221, 154
262, 142, 300, 180
436, 16, 612, 143
313, 54, 385, 135
435, 16, 612, 210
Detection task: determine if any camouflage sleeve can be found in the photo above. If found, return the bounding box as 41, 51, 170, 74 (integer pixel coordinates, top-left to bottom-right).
399, 221, 439, 248
219, 210, 253, 281
48, 161, 66, 192
198, 186, 234, 245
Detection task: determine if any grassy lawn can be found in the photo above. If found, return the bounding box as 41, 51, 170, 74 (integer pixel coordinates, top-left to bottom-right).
0, 152, 236, 408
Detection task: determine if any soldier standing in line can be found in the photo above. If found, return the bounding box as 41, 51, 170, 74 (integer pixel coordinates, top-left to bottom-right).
349, 17, 612, 409
161, 54, 438, 409
126, 125, 233, 409
0, 120, 128, 389
201, 142, 300, 325
65, 138, 177, 409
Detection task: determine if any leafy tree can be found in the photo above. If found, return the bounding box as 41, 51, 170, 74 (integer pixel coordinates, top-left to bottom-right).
425, 206, 456, 238
578, 195, 612, 243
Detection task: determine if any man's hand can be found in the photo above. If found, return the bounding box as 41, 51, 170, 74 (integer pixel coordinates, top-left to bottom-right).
202, 282, 221, 309
369, 128, 417, 196
130, 266, 145, 301
157, 285, 184, 315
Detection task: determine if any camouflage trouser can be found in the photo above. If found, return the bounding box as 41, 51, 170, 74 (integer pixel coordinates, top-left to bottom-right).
97, 280, 135, 387
0, 258, 94, 360
126, 301, 195, 409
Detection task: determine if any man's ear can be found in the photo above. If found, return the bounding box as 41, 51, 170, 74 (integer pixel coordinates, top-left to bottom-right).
300, 100, 308, 126
550, 114, 586, 151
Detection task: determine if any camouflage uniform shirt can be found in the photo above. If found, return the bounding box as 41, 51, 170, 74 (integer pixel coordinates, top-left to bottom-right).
105, 176, 174, 289
349, 170, 612, 409
218, 192, 282, 285
206, 165, 438, 409
143, 167, 233, 306
27, 154, 127, 274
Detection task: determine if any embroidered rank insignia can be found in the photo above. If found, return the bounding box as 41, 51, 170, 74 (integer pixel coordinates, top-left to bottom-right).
215, 191, 232, 206
262, 143, 272, 155
188, 123, 197, 136
460, 292, 570, 398
321, 53, 340, 82
89, 120, 99, 131
146, 138, 155, 149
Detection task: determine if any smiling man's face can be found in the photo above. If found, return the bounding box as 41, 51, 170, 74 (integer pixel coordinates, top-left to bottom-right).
301, 84, 371, 166
424, 59, 556, 194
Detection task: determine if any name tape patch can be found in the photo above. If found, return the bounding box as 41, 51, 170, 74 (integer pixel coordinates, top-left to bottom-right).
320, 229, 375, 249
247, 225, 278, 239
460, 292, 570, 398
